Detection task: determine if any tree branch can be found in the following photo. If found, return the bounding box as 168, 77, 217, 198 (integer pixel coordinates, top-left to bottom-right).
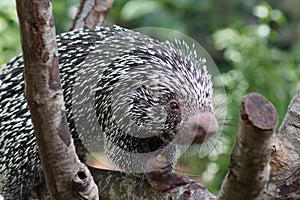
71, 0, 114, 30
15, 0, 98, 199
278, 87, 300, 155
89, 167, 216, 200
263, 87, 300, 199
218, 92, 278, 200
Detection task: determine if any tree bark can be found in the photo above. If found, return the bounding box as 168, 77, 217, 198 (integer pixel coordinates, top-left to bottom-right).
263, 87, 300, 199
15, 0, 98, 199
90, 167, 216, 200
218, 93, 278, 200
71, 0, 114, 30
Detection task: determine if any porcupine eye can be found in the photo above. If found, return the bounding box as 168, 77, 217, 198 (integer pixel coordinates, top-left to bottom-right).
169, 100, 180, 111
167, 100, 181, 115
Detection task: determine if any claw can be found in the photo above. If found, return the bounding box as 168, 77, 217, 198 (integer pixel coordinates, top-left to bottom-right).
146, 155, 190, 191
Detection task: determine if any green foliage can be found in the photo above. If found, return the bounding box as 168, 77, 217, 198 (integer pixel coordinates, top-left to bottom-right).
52, 0, 79, 33
0, 0, 79, 65
213, 2, 300, 124
0, 0, 299, 195
0, 1, 20, 64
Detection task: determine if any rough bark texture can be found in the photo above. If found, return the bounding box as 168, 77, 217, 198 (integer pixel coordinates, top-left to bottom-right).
263, 87, 300, 199
15, 0, 98, 199
278, 88, 300, 155
71, 0, 114, 30
218, 92, 278, 200
89, 167, 216, 200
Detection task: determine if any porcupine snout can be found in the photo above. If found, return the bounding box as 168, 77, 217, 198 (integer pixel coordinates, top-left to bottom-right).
188, 112, 219, 144
184, 111, 219, 144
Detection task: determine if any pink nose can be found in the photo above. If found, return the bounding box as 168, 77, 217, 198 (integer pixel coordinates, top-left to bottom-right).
192, 112, 219, 144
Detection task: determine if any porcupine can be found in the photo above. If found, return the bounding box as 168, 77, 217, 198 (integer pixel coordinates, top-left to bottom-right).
0, 26, 219, 199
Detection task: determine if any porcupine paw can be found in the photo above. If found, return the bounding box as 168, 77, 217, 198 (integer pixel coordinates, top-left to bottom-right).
146, 155, 191, 191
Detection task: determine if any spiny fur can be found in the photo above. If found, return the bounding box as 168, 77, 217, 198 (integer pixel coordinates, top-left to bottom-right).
0, 26, 213, 199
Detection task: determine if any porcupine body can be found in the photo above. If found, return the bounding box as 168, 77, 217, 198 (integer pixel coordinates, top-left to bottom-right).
0, 26, 215, 199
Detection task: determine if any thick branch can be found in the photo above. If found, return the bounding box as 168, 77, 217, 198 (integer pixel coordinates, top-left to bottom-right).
218, 92, 278, 200
89, 167, 216, 200
15, 0, 98, 199
71, 0, 114, 30
263, 87, 300, 199
278, 87, 300, 155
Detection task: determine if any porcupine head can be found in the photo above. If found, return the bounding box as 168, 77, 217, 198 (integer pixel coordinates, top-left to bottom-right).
72, 27, 219, 182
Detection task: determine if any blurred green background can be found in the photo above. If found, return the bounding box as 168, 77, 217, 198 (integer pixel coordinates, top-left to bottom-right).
0, 0, 299, 195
